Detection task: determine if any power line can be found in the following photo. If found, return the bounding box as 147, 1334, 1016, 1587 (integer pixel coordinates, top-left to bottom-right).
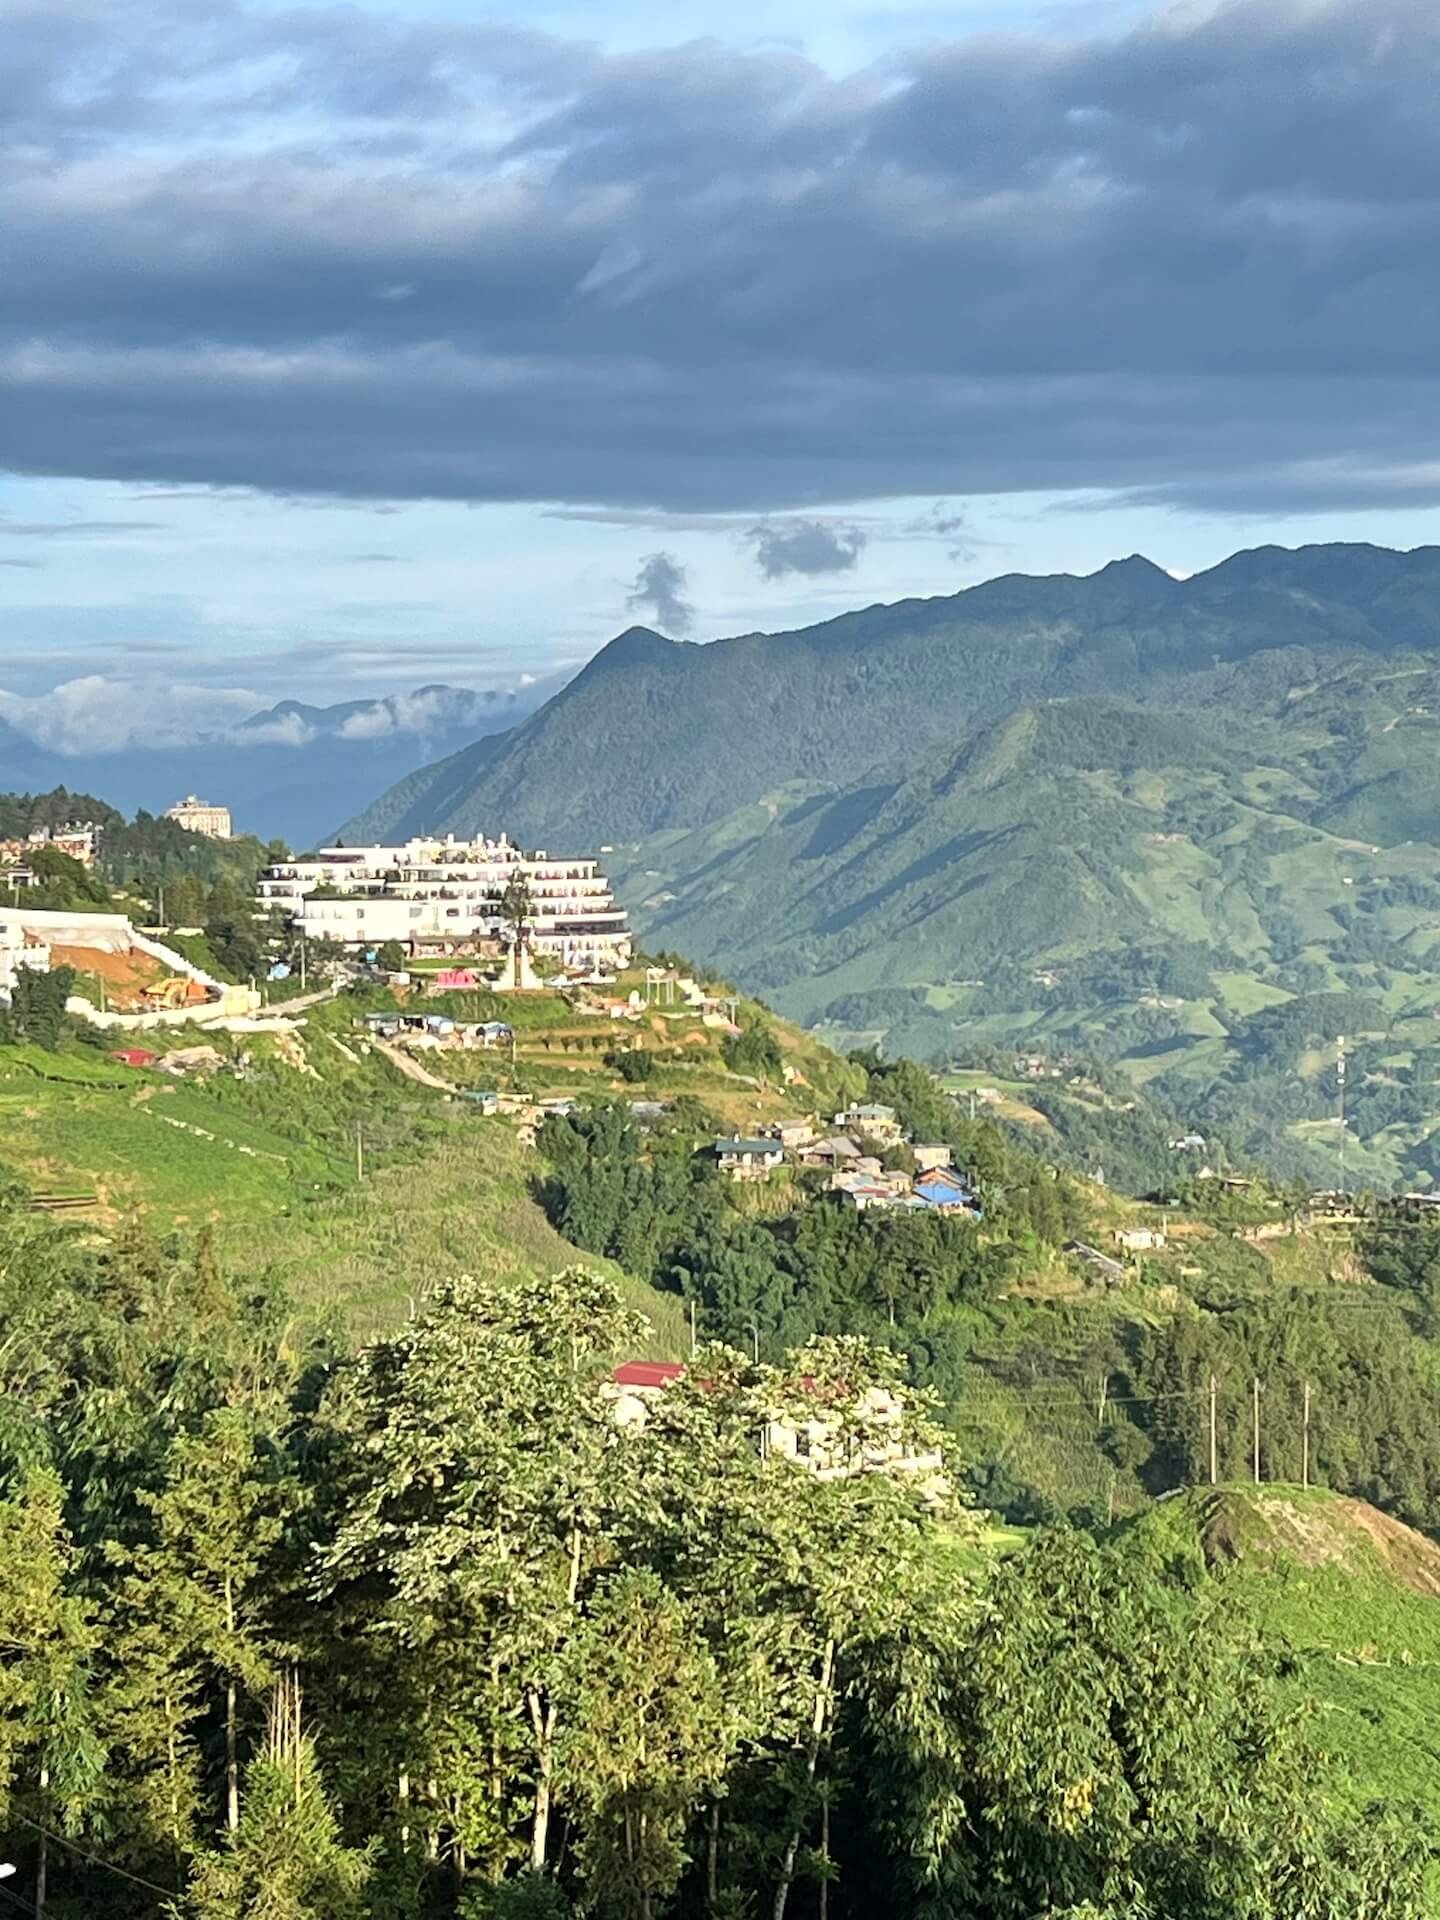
6, 1811, 176, 1901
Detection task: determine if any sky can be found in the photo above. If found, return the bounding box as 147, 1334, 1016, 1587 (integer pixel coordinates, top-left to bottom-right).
5, 0, 1440, 752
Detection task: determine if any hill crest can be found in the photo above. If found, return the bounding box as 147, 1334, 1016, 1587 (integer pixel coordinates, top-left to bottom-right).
1133, 1486, 1440, 1598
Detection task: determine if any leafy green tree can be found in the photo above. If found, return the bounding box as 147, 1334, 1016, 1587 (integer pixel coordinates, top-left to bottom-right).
316, 1268, 647, 1880
5, 966, 77, 1050
560, 1570, 727, 1917
0, 1470, 101, 1829
722, 1020, 785, 1083
607, 1047, 655, 1084
896, 1529, 1430, 1920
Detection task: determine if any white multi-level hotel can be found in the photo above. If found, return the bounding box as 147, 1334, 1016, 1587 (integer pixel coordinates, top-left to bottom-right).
256, 834, 632, 971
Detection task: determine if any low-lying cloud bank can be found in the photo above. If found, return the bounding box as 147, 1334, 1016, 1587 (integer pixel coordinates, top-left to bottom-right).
0, 676, 558, 757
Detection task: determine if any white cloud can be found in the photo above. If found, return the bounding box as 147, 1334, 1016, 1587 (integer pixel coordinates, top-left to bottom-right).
0, 676, 268, 755
335, 686, 527, 740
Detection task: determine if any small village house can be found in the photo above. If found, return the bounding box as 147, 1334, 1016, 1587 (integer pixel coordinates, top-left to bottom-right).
912, 1143, 954, 1173
1114, 1227, 1168, 1253
834, 1101, 902, 1142
800, 1135, 863, 1169
713, 1138, 785, 1182
608, 1363, 944, 1486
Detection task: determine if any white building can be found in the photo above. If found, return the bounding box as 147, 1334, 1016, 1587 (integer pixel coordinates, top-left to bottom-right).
256, 834, 632, 972
167, 796, 233, 839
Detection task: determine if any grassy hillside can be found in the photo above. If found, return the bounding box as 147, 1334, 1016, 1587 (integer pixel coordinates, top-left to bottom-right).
0, 974, 868, 1349
1116, 1487, 1440, 1831
0, 996, 688, 1351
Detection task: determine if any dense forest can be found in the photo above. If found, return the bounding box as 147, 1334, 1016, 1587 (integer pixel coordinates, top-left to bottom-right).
0, 1171, 1425, 1919
536, 1051, 1083, 1357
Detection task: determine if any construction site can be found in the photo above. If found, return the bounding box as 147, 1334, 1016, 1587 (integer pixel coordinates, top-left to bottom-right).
0, 908, 257, 1026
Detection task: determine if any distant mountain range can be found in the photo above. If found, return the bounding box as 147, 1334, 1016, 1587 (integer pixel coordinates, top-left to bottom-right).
2, 681, 562, 847
347, 541, 1440, 1190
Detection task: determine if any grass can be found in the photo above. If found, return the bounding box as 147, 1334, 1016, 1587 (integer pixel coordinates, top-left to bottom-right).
0, 975, 852, 1356
0, 1001, 693, 1355
1117, 1487, 1440, 1835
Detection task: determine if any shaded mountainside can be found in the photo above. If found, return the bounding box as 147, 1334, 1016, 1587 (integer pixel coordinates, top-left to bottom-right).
344, 543, 1440, 1190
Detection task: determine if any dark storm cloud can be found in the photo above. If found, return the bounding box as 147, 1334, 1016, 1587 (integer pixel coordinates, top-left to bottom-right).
745, 519, 867, 579
2, 0, 1439, 513
626, 553, 694, 634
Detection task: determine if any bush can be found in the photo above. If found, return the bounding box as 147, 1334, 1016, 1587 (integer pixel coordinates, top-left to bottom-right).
460, 1876, 574, 1919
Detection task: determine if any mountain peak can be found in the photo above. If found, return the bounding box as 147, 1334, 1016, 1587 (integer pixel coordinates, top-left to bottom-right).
590, 625, 682, 670
1094, 554, 1171, 582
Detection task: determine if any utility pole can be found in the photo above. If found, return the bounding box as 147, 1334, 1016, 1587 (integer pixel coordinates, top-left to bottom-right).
1336, 1033, 1347, 1195
690, 1298, 697, 1358
1209, 1373, 1218, 1486
299, 935, 307, 994
1252, 1377, 1262, 1485
1302, 1381, 1312, 1490
747, 1322, 760, 1366
1096, 1374, 1109, 1430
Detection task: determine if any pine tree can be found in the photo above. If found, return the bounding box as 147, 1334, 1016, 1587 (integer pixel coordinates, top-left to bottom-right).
117, 1408, 286, 1837
179, 1676, 373, 1920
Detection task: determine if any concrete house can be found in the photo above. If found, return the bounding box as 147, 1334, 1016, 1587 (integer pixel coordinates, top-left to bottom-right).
713, 1138, 785, 1181
609, 1363, 944, 1488
835, 1102, 902, 1142
912, 1143, 954, 1173
1114, 1227, 1168, 1253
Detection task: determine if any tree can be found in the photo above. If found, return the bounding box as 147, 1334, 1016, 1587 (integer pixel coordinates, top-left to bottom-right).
560, 1571, 727, 1918
315, 1269, 648, 1881
377, 940, 407, 973
4, 967, 76, 1050
0, 1472, 101, 1822
180, 1677, 374, 1920
893, 1529, 1431, 1920
608, 1047, 655, 1084
723, 1021, 784, 1083
117, 1408, 286, 1835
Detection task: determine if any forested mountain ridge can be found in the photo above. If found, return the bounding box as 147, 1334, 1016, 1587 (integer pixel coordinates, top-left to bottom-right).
344, 542, 1440, 1192
344, 541, 1440, 847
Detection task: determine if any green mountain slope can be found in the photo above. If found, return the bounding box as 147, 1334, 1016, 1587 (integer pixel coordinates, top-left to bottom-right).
342, 543, 1440, 1190
344, 543, 1440, 849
